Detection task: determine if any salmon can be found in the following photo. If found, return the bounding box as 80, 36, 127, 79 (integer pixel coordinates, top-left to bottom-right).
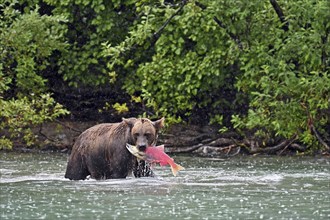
126, 144, 184, 176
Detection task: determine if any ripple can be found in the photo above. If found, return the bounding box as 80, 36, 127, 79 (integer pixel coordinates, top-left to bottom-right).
0, 173, 65, 184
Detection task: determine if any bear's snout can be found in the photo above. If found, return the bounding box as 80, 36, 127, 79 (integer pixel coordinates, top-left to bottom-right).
138, 144, 147, 152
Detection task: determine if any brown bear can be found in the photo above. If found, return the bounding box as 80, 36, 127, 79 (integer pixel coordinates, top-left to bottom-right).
64, 117, 164, 180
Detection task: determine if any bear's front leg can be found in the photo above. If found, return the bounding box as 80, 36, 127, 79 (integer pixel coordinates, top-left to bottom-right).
133, 160, 154, 177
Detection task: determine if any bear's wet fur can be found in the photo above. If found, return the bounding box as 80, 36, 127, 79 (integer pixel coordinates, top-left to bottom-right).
64, 117, 164, 180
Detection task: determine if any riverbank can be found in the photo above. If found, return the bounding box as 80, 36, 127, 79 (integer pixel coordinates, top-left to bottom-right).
7, 120, 329, 157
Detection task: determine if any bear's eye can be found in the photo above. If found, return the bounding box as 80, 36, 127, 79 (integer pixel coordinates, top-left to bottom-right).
145, 133, 153, 139
133, 133, 140, 139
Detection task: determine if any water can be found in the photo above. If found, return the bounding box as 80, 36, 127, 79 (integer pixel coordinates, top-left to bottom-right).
1, 152, 329, 219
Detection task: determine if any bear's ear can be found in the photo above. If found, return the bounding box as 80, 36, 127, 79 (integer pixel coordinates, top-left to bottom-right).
153, 117, 165, 131
122, 117, 137, 128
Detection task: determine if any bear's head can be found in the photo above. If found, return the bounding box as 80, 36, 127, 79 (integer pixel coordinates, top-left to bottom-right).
123, 117, 164, 152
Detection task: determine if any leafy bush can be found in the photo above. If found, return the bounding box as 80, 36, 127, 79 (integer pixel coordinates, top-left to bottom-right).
1, 0, 329, 152
0, 1, 69, 149
234, 0, 330, 148
44, 0, 135, 86
103, 0, 329, 150
0, 94, 69, 148
103, 1, 242, 123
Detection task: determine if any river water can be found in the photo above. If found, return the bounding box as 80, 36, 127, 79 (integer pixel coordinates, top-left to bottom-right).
0, 152, 329, 219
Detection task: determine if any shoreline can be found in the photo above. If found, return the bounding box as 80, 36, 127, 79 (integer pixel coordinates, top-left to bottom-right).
2, 120, 329, 157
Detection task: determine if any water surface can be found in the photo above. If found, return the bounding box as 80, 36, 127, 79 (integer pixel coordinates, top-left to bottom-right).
1, 152, 329, 219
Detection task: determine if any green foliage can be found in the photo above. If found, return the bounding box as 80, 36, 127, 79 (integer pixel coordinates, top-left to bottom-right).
112, 102, 129, 114
99, 102, 129, 114
44, 0, 136, 86
103, 0, 330, 151
0, 0, 69, 149
234, 0, 330, 147
104, 1, 239, 121
1, 0, 329, 152
1, 1, 67, 95
0, 94, 69, 149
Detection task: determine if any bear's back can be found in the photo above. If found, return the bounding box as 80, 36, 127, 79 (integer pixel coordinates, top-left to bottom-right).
73, 122, 127, 151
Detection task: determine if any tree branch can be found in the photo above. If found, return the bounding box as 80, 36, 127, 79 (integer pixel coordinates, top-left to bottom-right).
152, 0, 188, 42
166, 143, 204, 153
54, 119, 82, 133
116, 0, 187, 61
213, 16, 243, 50
321, 26, 329, 69
311, 125, 330, 151
195, 1, 243, 50
38, 125, 57, 143
269, 0, 289, 32
248, 135, 297, 154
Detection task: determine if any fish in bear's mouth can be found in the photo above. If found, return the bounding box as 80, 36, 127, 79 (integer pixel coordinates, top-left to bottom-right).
126, 143, 146, 160
126, 143, 185, 176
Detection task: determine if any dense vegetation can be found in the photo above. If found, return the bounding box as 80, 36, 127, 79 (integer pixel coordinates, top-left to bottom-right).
1, 0, 329, 153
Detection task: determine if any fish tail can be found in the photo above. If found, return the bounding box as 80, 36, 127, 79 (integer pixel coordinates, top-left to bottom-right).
170, 163, 185, 176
